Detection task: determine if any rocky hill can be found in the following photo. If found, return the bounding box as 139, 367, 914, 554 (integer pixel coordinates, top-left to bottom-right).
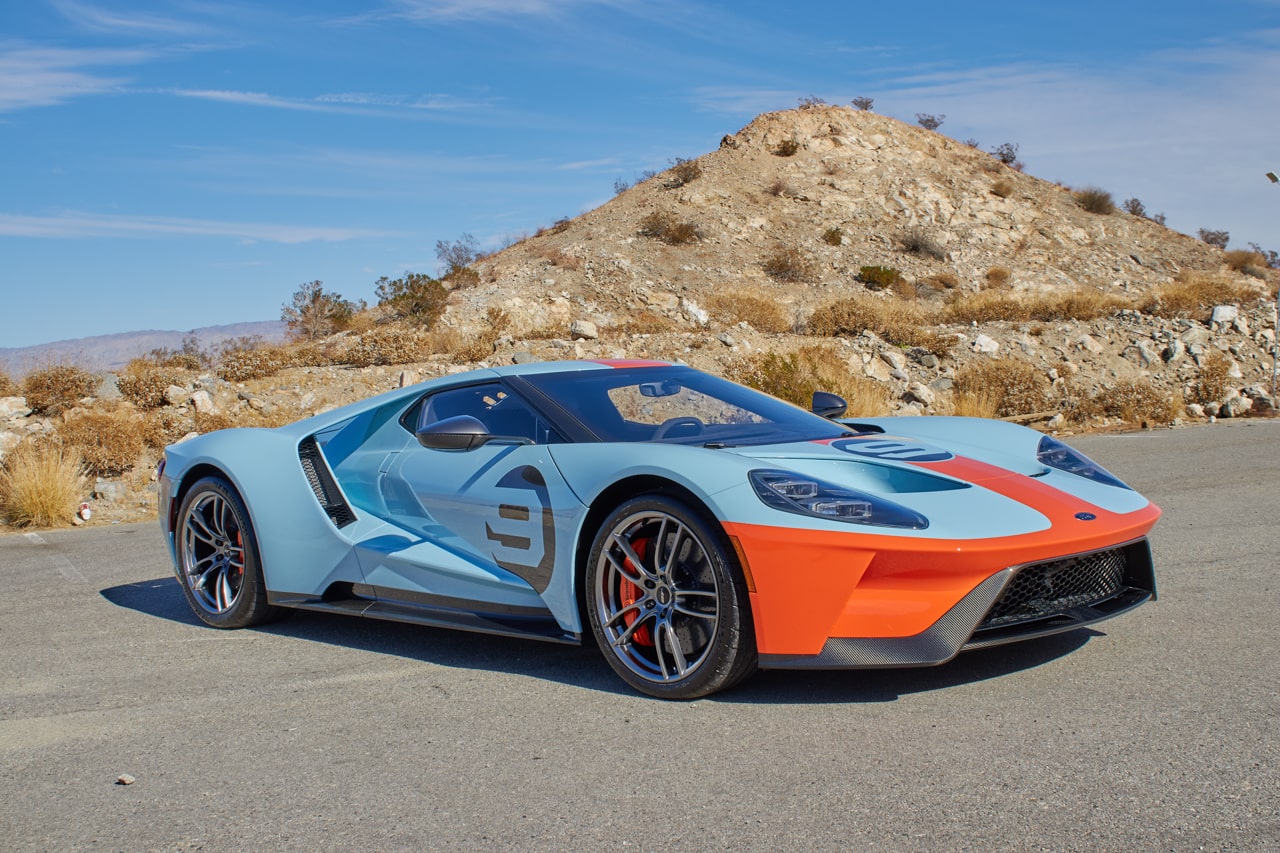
1, 105, 1277, 530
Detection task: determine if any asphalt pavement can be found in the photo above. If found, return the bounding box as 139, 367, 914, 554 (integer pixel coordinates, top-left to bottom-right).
2, 419, 1278, 851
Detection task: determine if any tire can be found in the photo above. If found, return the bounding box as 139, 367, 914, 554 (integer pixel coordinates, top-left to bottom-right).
175, 476, 279, 629
586, 495, 757, 699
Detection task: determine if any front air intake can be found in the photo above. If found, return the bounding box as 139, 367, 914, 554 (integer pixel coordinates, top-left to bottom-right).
297, 436, 356, 528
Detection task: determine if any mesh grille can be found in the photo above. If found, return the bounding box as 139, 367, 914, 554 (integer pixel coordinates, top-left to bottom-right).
298, 437, 356, 528
979, 548, 1125, 629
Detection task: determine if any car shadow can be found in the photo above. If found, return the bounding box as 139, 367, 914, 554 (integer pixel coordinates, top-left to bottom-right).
102, 576, 1101, 703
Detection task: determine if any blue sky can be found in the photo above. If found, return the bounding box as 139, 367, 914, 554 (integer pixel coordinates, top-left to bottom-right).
2, 0, 1278, 349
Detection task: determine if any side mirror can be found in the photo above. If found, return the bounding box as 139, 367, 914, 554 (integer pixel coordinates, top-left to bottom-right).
811, 391, 848, 419
416, 414, 493, 451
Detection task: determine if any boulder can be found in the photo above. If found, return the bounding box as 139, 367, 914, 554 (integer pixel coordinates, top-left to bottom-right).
0, 397, 31, 419
569, 319, 599, 340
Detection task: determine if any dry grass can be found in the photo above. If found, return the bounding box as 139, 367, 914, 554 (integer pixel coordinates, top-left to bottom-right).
612, 311, 682, 336
1100, 379, 1181, 423
726, 345, 889, 416
991, 179, 1014, 199
1223, 250, 1266, 272
808, 296, 952, 356
942, 289, 1129, 324
21, 364, 99, 415
0, 442, 86, 528
1140, 272, 1264, 320
705, 289, 793, 333
638, 211, 701, 245
1075, 187, 1116, 215
898, 227, 947, 260
1189, 350, 1233, 404
142, 409, 191, 449
984, 266, 1011, 288
57, 408, 147, 477
762, 247, 817, 283
0, 370, 18, 397
117, 359, 180, 409
217, 343, 295, 382
340, 325, 433, 367
924, 271, 961, 290
953, 359, 1049, 417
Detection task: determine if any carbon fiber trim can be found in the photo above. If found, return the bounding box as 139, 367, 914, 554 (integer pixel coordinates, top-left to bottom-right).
758, 569, 1013, 669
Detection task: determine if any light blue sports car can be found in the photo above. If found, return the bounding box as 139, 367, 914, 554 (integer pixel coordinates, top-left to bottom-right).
158, 359, 1159, 699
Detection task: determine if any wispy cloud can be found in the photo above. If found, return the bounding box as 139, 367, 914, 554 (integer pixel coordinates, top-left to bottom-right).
0, 211, 398, 243
0, 44, 147, 112
171, 88, 495, 116
50, 0, 210, 36
385, 0, 626, 21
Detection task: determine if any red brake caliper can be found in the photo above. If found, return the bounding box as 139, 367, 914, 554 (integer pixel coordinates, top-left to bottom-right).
619, 537, 653, 646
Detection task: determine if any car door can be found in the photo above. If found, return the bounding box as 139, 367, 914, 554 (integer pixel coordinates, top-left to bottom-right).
353, 382, 585, 626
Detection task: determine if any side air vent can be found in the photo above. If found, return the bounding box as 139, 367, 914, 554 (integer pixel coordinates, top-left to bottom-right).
297, 436, 356, 528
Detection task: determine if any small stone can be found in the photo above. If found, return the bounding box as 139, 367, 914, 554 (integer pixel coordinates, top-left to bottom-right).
971, 334, 1000, 354
190, 390, 217, 414
569, 319, 598, 340
717, 332, 735, 347
116, 774, 136, 786
511, 351, 537, 365
680, 298, 709, 327
904, 383, 935, 407
0, 397, 30, 419
165, 385, 188, 407
1076, 334, 1104, 354
880, 350, 907, 370
1210, 305, 1239, 330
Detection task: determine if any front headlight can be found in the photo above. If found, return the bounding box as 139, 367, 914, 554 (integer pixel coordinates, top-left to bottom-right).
1036, 435, 1131, 489
750, 470, 928, 529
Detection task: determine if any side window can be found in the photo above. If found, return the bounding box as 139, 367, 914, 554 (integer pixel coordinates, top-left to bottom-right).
412, 384, 563, 445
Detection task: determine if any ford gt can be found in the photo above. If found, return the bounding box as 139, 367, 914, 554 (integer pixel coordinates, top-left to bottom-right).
158, 359, 1159, 699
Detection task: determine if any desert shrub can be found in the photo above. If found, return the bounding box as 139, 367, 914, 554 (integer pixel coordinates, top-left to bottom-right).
797, 96, 826, 109
535, 218, 573, 238
705, 290, 792, 333
665, 157, 702, 187
450, 308, 510, 363
0, 370, 18, 397
1139, 273, 1263, 319
925, 271, 961, 290
375, 272, 449, 327
1122, 197, 1146, 217
944, 289, 1128, 324
726, 346, 889, 416
535, 247, 583, 270
1224, 250, 1267, 272
916, 113, 945, 131
851, 96, 874, 111
962, 138, 980, 149
772, 138, 800, 157
436, 233, 483, 279
953, 360, 1048, 417
766, 178, 796, 198
858, 266, 902, 290
142, 336, 210, 371
341, 326, 433, 368
821, 227, 843, 246
21, 364, 100, 415
638, 211, 701, 245
116, 359, 178, 409
762, 247, 816, 282
808, 296, 951, 356
990, 142, 1020, 166
613, 177, 630, 195
193, 411, 237, 434
612, 311, 680, 336
1190, 350, 1232, 405
1097, 379, 1181, 423
1246, 242, 1280, 269
991, 179, 1014, 198
0, 442, 86, 527
281, 280, 363, 341
217, 343, 294, 382
1197, 228, 1229, 250
141, 409, 190, 449
899, 227, 946, 260
1075, 187, 1115, 215
985, 266, 1012, 288
1149, 212, 1167, 226
57, 409, 147, 478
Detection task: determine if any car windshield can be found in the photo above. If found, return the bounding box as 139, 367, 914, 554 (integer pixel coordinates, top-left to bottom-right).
521, 365, 855, 445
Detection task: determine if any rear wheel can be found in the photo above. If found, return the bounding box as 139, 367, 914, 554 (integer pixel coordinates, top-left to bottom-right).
176, 476, 278, 628
586, 495, 756, 699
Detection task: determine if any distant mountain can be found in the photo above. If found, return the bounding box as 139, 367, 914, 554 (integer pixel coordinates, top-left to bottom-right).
0, 321, 288, 377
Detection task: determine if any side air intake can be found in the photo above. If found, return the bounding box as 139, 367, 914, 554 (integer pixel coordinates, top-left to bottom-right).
297, 436, 356, 528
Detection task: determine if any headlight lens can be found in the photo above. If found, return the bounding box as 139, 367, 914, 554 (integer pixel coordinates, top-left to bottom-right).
1036, 436, 1130, 489
750, 470, 928, 529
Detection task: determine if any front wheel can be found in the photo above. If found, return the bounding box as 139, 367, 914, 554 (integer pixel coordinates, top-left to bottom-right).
586, 496, 757, 699
175, 476, 279, 629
